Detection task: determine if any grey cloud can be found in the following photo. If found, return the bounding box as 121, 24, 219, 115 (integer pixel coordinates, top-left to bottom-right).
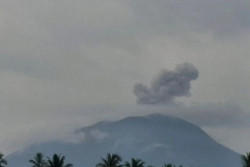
133, 63, 198, 104
142, 103, 250, 153
1, 0, 250, 155
1, 0, 249, 80
127, 0, 250, 38
163, 103, 250, 128
0, 56, 56, 79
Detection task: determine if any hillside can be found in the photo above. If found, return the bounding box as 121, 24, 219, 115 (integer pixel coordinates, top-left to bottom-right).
7, 114, 241, 167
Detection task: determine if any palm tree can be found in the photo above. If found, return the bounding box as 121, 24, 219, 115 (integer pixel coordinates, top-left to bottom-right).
0, 153, 7, 167
96, 153, 122, 167
242, 152, 250, 167
124, 158, 145, 167
163, 164, 174, 167
47, 154, 73, 167
162, 164, 182, 167
29, 152, 47, 167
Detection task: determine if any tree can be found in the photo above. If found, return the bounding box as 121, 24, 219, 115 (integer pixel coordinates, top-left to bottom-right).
96, 153, 122, 167
162, 164, 182, 167
29, 152, 47, 167
47, 154, 73, 167
163, 164, 175, 167
242, 152, 250, 167
124, 158, 145, 167
0, 153, 7, 167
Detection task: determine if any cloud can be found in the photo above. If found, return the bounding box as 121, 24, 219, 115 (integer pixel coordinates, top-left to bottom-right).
126, 0, 250, 38
133, 62, 198, 104
0, 0, 250, 155
140, 143, 171, 154
125, 103, 250, 153
155, 103, 250, 128
89, 129, 108, 142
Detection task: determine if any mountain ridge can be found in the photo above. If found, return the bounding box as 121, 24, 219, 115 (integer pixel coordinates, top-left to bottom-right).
7, 113, 241, 167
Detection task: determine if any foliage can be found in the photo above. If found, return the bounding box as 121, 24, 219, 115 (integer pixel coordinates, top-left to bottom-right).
242, 152, 250, 167
163, 163, 182, 167
47, 154, 73, 167
96, 153, 122, 167
29, 152, 47, 167
0, 153, 7, 167
124, 158, 145, 167
19, 151, 250, 167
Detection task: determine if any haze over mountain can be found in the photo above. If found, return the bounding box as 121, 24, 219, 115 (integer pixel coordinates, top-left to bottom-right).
7, 114, 241, 167
1, 0, 250, 156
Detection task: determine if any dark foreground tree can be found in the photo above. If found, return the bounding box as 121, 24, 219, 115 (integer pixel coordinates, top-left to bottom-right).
0, 153, 7, 167
242, 152, 250, 167
29, 152, 47, 167
96, 153, 122, 167
163, 164, 182, 167
47, 154, 73, 167
125, 158, 145, 167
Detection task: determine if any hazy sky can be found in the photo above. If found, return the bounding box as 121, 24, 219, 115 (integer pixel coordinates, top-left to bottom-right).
1, 0, 250, 155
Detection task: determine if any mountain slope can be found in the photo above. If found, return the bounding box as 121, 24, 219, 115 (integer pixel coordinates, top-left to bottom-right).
7, 114, 241, 167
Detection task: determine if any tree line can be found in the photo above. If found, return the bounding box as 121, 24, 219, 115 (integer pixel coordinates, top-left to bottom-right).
0, 152, 250, 167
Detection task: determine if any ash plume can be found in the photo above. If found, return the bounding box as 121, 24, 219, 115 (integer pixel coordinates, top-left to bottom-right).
133, 62, 199, 104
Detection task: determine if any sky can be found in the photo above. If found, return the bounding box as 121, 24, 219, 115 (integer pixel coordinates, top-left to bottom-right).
0, 0, 250, 155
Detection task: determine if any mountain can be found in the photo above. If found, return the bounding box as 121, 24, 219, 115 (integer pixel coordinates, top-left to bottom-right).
7, 114, 241, 167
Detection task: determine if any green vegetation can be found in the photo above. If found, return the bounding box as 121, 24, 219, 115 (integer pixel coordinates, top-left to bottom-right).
242, 152, 250, 167
95, 153, 183, 167
1, 151, 250, 167
28, 153, 72, 167
124, 158, 145, 167
163, 164, 182, 167
96, 153, 122, 167
47, 154, 73, 167
0, 153, 7, 167
29, 153, 47, 167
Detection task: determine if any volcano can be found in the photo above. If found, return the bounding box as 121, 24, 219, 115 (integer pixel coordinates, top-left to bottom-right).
7, 114, 241, 167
